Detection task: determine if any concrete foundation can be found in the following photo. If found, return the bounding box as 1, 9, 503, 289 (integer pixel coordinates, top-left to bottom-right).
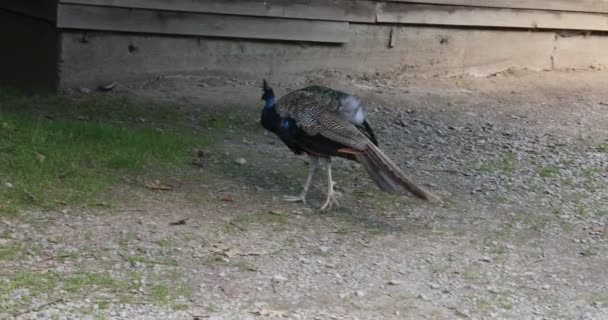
58, 24, 608, 90
57, 25, 549, 89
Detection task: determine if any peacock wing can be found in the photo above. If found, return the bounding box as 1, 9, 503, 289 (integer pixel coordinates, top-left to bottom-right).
313, 112, 370, 150
275, 90, 338, 118
275, 90, 369, 150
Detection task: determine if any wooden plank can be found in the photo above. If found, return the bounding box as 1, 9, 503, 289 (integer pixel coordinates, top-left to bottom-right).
58, 0, 376, 23
0, 0, 57, 21
383, 0, 608, 14
378, 3, 608, 31
57, 4, 350, 43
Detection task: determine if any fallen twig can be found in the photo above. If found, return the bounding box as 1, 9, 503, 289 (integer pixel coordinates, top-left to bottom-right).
169, 218, 189, 226
228, 221, 246, 231
40, 254, 73, 262
422, 168, 473, 177
144, 184, 173, 191
22, 188, 39, 202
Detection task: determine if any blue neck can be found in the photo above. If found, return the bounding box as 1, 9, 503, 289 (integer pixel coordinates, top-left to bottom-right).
264, 97, 275, 109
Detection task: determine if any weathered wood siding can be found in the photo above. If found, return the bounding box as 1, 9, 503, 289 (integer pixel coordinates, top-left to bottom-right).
52, 0, 608, 43
57, 4, 351, 43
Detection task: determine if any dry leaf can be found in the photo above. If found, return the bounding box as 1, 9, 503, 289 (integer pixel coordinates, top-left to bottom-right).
144, 180, 173, 191
169, 218, 189, 226
35, 152, 46, 163
208, 244, 268, 258
269, 209, 285, 215
587, 226, 606, 235
220, 195, 234, 202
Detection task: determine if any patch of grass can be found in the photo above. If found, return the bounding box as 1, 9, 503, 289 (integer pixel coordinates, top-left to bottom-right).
497, 291, 514, 310
150, 284, 191, 306
462, 267, 480, 281
117, 231, 137, 248
200, 113, 231, 130
521, 213, 553, 231
232, 259, 255, 272
0, 270, 59, 312
0, 272, 59, 301
64, 272, 122, 293
0, 242, 21, 260
538, 166, 560, 178
0, 88, 184, 127
155, 238, 173, 248
151, 285, 171, 304
0, 110, 202, 214
96, 299, 111, 310
477, 152, 518, 174
596, 142, 608, 153
561, 177, 574, 186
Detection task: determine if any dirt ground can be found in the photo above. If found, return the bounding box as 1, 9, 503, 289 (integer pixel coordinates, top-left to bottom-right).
2, 69, 608, 320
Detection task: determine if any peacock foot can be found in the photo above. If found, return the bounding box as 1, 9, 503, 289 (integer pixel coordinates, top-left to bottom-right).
320, 192, 339, 211
283, 195, 307, 204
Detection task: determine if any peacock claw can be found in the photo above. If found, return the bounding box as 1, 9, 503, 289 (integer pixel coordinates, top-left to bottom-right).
283, 195, 307, 204
320, 192, 339, 211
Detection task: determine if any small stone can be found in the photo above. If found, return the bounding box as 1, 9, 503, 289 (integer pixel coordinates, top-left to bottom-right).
417, 294, 430, 301
487, 286, 500, 294
78, 86, 92, 94
455, 308, 471, 319
235, 158, 247, 165
356, 290, 365, 297
272, 275, 288, 283
428, 282, 440, 290
480, 256, 492, 263
388, 280, 401, 286
541, 284, 551, 290
4, 182, 12, 188
338, 292, 349, 299
319, 245, 330, 253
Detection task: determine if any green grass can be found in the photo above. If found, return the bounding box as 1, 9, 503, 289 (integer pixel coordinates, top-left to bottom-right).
0, 89, 212, 214
0, 242, 21, 260
538, 166, 560, 178
150, 284, 192, 305
477, 152, 519, 174
0, 88, 182, 127
64, 272, 122, 293
0, 271, 59, 300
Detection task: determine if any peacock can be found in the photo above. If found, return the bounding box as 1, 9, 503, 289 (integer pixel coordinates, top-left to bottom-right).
260, 80, 439, 210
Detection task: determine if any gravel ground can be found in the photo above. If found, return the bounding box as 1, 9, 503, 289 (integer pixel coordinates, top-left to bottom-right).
2, 70, 608, 319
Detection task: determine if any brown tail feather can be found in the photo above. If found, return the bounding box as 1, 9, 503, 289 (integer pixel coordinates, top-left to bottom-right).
355, 144, 440, 202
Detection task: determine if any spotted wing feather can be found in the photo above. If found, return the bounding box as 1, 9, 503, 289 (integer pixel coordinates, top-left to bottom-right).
275, 90, 369, 150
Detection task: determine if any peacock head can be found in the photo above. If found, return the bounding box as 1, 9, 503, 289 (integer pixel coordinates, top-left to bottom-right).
261, 79, 275, 107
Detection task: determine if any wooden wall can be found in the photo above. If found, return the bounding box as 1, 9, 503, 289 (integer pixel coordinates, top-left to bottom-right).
52, 0, 608, 44
2, 1, 608, 43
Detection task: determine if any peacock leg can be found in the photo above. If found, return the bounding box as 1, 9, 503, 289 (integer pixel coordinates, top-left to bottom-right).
320, 158, 339, 211
284, 155, 318, 204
